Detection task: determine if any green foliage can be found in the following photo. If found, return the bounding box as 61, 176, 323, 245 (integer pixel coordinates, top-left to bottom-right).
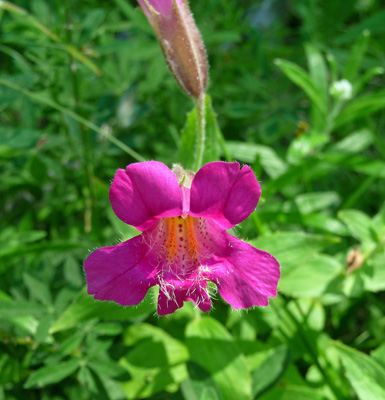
333, 341, 385, 400
186, 317, 251, 400
50, 288, 156, 333
251, 345, 291, 398
1, 0, 385, 399
178, 95, 223, 170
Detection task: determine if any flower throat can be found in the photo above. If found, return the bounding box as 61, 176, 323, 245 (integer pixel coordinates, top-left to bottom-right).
163, 216, 199, 265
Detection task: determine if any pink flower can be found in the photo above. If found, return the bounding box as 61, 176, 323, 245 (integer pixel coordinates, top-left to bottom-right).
84, 161, 280, 315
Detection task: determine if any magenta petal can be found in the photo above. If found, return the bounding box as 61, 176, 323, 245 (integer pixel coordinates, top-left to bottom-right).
110, 161, 183, 231
157, 281, 211, 316
189, 162, 261, 229
84, 235, 157, 306
208, 233, 280, 309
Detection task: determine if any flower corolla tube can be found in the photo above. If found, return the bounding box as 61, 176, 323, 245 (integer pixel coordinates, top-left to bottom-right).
84, 161, 280, 315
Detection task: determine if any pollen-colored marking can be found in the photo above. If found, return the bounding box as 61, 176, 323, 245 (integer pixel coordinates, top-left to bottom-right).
165, 217, 178, 261
185, 216, 199, 260
163, 216, 200, 266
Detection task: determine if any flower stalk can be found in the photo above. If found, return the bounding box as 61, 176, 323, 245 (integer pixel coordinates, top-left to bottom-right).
194, 93, 206, 171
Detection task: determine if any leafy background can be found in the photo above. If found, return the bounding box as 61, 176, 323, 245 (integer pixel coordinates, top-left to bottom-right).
1, 0, 385, 399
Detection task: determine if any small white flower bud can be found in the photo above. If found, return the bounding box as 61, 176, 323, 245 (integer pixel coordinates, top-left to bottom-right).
330, 79, 353, 100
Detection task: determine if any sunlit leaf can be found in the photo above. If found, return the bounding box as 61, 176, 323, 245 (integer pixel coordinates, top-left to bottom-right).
250, 231, 340, 273
338, 210, 378, 245
252, 345, 291, 398
120, 324, 188, 399
333, 341, 385, 400
279, 255, 343, 298
50, 287, 156, 333
24, 359, 79, 389
186, 317, 252, 400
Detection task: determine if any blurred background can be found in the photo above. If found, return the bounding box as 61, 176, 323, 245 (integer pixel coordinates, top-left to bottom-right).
1, 0, 385, 399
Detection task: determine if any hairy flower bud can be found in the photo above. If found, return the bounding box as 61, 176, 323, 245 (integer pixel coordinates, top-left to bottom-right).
137, 0, 208, 98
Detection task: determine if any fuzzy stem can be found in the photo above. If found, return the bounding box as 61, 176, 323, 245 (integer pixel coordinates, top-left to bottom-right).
194, 93, 206, 171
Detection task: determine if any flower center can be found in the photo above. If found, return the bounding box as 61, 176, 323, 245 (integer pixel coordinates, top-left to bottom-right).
164, 216, 199, 265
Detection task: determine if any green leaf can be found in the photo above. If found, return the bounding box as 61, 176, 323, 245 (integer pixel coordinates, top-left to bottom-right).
338, 210, 378, 245
250, 232, 340, 273
300, 213, 349, 236
262, 158, 338, 198
0, 353, 23, 385
186, 317, 252, 400
294, 192, 341, 214
371, 343, 385, 370
58, 331, 86, 356
330, 129, 374, 154
287, 132, 329, 165
275, 59, 326, 115
63, 256, 84, 288
0, 229, 46, 260
373, 202, 385, 237
333, 341, 385, 400
0, 240, 87, 261
50, 287, 155, 333
0, 127, 42, 149
88, 359, 128, 380
355, 67, 385, 94
0, 291, 10, 301
181, 362, 224, 400
334, 89, 385, 129
24, 359, 79, 388
0, 300, 44, 320
123, 323, 188, 364
352, 159, 385, 178
23, 272, 52, 306
259, 385, 328, 400
252, 345, 291, 399
343, 30, 370, 81
0, 295, 41, 334
82, 9, 106, 35
361, 254, 385, 293
306, 44, 328, 105
305, 44, 328, 131
120, 324, 188, 399
279, 255, 343, 298
226, 141, 287, 178
91, 322, 123, 336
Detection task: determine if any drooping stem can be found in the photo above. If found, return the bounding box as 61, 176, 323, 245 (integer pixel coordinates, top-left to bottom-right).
194, 93, 206, 171
0, 78, 145, 161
